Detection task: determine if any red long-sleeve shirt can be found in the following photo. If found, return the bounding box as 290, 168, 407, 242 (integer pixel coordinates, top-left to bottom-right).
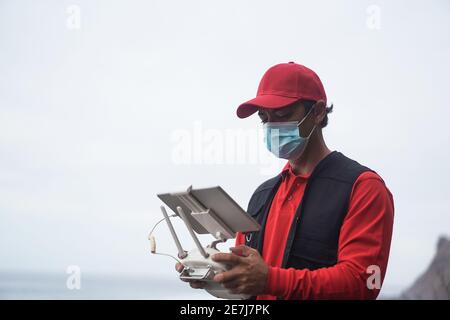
235, 161, 394, 300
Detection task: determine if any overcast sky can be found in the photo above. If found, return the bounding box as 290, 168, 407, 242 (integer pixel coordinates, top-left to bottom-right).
1, 0, 449, 298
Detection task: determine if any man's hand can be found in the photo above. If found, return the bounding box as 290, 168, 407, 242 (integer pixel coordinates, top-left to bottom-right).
212, 245, 268, 296
175, 262, 206, 289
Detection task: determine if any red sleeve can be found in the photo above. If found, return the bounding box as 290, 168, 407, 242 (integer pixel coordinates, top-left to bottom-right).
263, 171, 394, 299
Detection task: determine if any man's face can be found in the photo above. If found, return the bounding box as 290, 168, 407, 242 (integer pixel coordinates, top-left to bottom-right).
257, 101, 315, 138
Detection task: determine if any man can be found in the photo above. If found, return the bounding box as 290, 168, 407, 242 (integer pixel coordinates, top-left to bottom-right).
177, 62, 394, 299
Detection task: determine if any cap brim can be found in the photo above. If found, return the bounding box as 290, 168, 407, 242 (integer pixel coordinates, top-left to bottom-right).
236, 95, 299, 118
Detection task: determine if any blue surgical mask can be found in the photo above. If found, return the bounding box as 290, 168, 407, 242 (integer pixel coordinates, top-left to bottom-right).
263, 108, 315, 160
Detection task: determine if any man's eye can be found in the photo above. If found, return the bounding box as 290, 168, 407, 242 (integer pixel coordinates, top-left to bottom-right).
274, 111, 291, 118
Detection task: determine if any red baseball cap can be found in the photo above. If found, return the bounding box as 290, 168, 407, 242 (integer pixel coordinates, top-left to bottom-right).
236, 62, 327, 118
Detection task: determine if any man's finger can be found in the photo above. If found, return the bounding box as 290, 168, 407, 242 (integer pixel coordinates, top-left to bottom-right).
180, 278, 206, 288
221, 278, 241, 289
189, 281, 206, 289
213, 269, 241, 283
175, 263, 184, 273
229, 245, 254, 257
212, 252, 243, 265
229, 285, 245, 295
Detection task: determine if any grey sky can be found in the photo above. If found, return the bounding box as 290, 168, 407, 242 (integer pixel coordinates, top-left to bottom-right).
1, 0, 449, 298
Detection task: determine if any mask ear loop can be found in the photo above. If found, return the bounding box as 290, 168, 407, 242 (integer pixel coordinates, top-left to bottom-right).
297, 104, 317, 138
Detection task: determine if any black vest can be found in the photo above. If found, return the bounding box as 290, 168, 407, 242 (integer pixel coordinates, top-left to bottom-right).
244, 151, 372, 282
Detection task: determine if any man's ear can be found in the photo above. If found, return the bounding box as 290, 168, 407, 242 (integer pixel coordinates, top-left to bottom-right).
313, 100, 327, 125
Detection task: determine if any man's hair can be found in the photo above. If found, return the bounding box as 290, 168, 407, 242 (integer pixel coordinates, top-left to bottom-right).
301, 99, 333, 128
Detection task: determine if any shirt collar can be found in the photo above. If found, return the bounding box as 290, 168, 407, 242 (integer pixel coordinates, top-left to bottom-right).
281, 161, 311, 180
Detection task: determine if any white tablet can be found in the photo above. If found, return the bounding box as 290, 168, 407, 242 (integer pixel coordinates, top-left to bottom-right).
157, 186, 260, 239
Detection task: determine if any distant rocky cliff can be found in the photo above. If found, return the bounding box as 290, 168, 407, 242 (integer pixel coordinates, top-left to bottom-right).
400, 236, 450, 300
